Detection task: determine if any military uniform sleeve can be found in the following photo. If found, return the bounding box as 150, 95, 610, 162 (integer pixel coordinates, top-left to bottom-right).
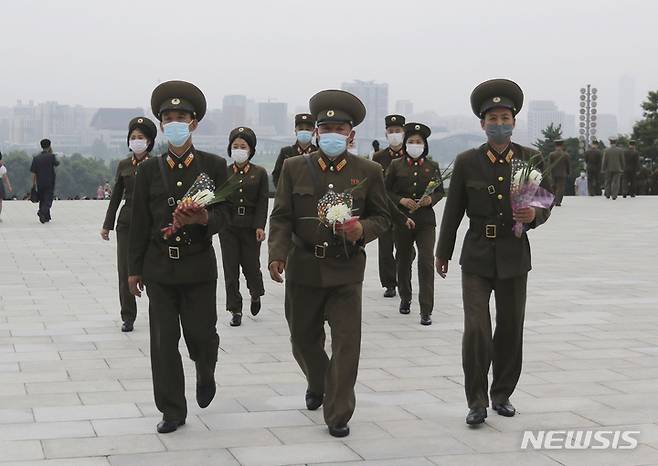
360, 164, 391, 244
268, 158, 294, 264
102, 162, 125, 230
389, 197, 408, 227
385, 161, 403, 206
206, 157, 230, 236
601, 151, 608, 173
128, 164, 151, 276
271, 148, 286, 187
253, 169, 269, 230
436, 155, 467, 260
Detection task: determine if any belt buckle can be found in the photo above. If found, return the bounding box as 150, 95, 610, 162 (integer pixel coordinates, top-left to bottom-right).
485, 224, 497, 239
168, 246, 180, 260
167, 197, 176, 207
237, 206, 246, 216
314, 244, 326, 259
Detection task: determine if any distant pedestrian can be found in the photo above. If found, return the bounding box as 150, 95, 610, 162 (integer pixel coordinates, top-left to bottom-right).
574, 171, 588, 196
30, 139, 59, 223
0, 151, 14, 221
96, 185, 105, 200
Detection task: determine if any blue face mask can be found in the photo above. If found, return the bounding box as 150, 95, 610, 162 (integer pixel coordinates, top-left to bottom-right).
163, 121, 192, 147
296, 130, 313, 145
485, 124, 514, 145
318, 132, 348, 159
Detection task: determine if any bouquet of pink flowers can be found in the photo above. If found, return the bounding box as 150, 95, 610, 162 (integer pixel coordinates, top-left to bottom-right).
161, 173, 240, 239
510, 157, 555, 238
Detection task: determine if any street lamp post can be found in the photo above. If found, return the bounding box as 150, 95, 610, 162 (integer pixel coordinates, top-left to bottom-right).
579, 85, 598, 153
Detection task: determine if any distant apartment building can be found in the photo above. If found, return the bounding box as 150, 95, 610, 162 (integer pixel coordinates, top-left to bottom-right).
341, 80, 388, 141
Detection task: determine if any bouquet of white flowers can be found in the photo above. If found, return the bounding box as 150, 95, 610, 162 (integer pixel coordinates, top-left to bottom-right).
510, 156, 554, 238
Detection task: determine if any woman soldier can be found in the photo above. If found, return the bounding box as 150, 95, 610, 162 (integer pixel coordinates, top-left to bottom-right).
101, 116, 157, 332
385, 122, 444, 325
220, 127, 269, 327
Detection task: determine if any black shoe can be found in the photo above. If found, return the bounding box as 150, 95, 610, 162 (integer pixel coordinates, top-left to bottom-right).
230, 312, 242, 327
328, 424, 350, 437
420, 314, 432, 326
623, 195, 627, 198
196, 381, 216, 408
250, 298, 261, 316
383, 287, 396, 298
121, 321, 134, 332
157, 419, 185, 433
492, 400, 516, 417
466, 408, 487, 425
305, 390, 323, 410
399, 301, 411, 315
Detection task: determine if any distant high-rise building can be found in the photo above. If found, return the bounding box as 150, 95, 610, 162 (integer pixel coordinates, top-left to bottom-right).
221, 95, 247, 133
527, 100, 568, 143
258, 102, 288, 135
618, 75, 638, 133
395, 100, 414, 117
341, 80, 388, 141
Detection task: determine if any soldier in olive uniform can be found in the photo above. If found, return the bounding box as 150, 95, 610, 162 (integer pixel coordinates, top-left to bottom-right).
386, 122, 444, 325
548, 139, 569, 206
584, 139, 603, 196
101, 116, 157, 332
372, 114, 406, 297
272, 113, 318, 187
220, 126, 269, 327
602, 137, 625, 200
128, 80, 230, 434
435, 79, 552, 426
268, 90, 390, 437
622, 140, 641, 198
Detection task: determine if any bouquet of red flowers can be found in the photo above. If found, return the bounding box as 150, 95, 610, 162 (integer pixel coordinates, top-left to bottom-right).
161, 173, 240, 239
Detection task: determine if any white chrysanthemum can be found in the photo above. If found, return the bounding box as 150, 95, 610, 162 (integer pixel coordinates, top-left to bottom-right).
512, 169, 543, 188
191, 189, 215, 205
325, 203, 352, 224
528, 169, 543, 185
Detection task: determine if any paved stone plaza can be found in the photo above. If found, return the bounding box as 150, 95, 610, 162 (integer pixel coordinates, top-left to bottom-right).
0, 197, 657, 466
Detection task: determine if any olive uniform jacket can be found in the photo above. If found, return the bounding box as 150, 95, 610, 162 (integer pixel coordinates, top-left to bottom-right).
268, 151, 391, 288
225, 162, 269, 230
128, 147, 229, 284
549, 150, 570, 178
372, 146, 410, 227
385, 156, 445, 227
584, 149, 602, 172
623, 149, 640, 174
436, 143, 552, 280
103, 154, 144, 232
602, 146, 626, 173
272, 142, 318, 187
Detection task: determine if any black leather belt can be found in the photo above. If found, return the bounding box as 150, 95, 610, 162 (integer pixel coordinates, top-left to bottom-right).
469, 220, 510, 239
153, 240, 211, 260
292, 234, 360, 260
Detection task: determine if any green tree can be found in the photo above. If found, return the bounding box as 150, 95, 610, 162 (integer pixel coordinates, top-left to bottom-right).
533, 123, 563, 156
632, 90, 658, 161
2, 151, 32, 198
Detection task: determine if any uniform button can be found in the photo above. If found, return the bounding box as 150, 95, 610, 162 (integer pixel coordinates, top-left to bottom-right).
176, 199, 181, 205
175, 236, 181, 242
239, 179, 243, 183
498, 176, 504, 182
414, 172, 418, 176
240, 199, 244, 203
328, 184, 334, 189
499, 159, 504, 164
323, 241, 329, 247
239, 188, 243, 193
413, 182, 417, 186
499, 212, 503, 216
178, 164, 183, 169
176, 181, 182, 187
497, 194, 503, 200
330, 166, 335, 171
240, 171, 244, 175
414, 162, 418, 166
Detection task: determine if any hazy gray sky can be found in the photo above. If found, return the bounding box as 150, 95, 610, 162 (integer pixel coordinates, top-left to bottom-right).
2, 0, 656, 119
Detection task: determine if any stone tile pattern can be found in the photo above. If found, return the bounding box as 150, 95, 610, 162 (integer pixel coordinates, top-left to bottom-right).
0, 198, 657, 465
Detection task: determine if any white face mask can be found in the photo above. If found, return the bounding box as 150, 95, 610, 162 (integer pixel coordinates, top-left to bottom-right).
406, 143, 425, 159
232, 149, 249, 164
129, 139, 148, 154
386, 132, 404, 147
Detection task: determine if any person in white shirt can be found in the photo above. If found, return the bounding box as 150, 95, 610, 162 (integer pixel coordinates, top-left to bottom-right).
575, 171, 588, 196
0, 152, 14, 221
